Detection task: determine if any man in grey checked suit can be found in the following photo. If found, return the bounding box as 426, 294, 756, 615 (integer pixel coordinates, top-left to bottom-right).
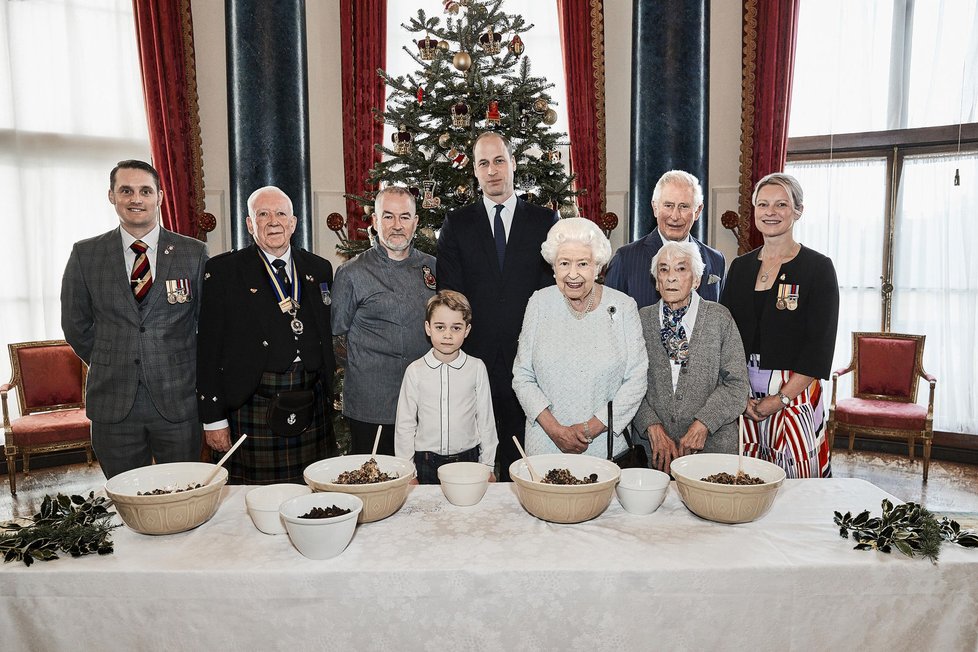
61, 160, 208, 478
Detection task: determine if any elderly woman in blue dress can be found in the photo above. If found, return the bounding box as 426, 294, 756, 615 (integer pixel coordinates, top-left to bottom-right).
513, 218, 648, 459
633, 241, 750, 472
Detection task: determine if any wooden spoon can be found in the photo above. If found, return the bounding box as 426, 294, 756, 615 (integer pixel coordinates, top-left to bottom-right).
512, 436, 542, 483
205, 433, 247, 486
371, 425, 383, 457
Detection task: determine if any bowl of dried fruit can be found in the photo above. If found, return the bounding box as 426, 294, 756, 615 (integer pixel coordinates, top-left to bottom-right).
670, 453, 786, 524
509, 454, 621, 524
104, 462, 228, 535
279, 491, 363, 559
303, 455, 415, 523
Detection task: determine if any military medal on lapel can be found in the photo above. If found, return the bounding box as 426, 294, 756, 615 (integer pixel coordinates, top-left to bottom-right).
165, 279, 191, 304
422, 265, 436, 290
319, 282, 331, 306
776, 283, 800, 311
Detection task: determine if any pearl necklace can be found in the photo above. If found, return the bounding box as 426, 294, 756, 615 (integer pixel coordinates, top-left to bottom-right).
565, 287, 595, 320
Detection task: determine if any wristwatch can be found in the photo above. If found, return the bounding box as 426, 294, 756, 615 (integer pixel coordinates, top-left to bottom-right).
777, 392, 791, 407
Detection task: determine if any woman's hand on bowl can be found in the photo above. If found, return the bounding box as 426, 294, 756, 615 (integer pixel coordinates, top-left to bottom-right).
648, 424, 678, 472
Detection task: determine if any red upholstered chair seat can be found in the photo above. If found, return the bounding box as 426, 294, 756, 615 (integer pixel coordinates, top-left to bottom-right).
10, 408, 90, 447
834, 398, 927, 431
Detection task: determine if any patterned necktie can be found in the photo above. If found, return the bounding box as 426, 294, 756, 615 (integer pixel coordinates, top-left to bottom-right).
493, 204, 506, 270
271, 258, 292, 296
660, 304, 690, 366
130, 240, 152, 303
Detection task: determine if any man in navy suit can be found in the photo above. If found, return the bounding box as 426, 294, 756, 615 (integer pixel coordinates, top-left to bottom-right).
605, 170, 725, 309
437, 132, 557, 480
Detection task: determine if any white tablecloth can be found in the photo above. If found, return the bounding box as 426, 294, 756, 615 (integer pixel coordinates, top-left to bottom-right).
2, 479, 977, 651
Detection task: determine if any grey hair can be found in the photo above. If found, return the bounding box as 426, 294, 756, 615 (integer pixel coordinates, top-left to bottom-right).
374, 185, 417, 216
752, 172, 804, 214
649, 240, 705, 280
541, 217, 613, 267
247, 186, 294, 217
651, 170, 704, 208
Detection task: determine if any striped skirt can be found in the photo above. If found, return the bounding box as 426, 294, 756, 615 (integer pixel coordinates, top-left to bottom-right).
744, 354, 831, 478
217, 363, 333, 485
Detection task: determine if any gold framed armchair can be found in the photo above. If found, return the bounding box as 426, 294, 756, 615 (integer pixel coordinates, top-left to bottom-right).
827, 332, 936, 481
1, 340, 93, 494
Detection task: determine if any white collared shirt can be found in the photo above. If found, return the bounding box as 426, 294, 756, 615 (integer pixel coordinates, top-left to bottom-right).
259, 246, 294, 283
121, 223, 161, 278
483, 193, 517, 242
394, 349, 498, 466
657, 228, 692, 244
659, 291, 700, 391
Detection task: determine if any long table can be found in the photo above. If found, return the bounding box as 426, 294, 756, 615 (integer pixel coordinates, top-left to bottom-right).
2, 479, 977, 651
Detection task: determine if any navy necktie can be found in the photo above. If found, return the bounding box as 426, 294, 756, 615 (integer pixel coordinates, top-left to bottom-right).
271, 258, 292, 296
493, 204, 506, 270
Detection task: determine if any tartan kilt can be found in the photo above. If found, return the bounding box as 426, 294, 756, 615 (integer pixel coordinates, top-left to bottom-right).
217, 363, 333, 484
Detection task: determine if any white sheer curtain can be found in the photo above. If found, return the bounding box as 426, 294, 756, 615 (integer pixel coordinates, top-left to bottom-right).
0, 0, 149, 434
785, 158, 887, 399
891, 152, 978, 433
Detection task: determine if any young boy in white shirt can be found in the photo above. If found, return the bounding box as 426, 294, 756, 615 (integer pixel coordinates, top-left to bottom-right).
394, 290, 497, 484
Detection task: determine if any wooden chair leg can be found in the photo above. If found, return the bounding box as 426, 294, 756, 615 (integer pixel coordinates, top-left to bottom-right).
907, 435, 915, 460
23, 451, 31, 475
6, 449, 15, 495
86, 444, 93, 466
922, 433, 932, 483
827, 420, 836, 450
848, 430, 855, 453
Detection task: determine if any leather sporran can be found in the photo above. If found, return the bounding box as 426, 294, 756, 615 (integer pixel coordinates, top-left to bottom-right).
266, 390, 315, 437
607, 401, 649, 469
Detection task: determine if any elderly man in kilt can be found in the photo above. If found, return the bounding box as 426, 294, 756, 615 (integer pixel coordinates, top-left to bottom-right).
197, 186, 336, 484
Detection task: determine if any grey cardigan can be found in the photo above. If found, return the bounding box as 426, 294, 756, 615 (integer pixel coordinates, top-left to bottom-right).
633, 299, 750, 453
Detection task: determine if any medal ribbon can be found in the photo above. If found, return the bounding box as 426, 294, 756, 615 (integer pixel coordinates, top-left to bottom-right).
258, 251, 301, 308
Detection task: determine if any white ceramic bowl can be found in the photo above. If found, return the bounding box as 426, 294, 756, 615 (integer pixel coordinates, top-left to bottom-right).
615, 468, 671, 515
437, 462, 491, 506
303, 455, 415, 523
280, 492, 363, 560
670, 453, 786, 524
104, 462, 227, 535
245, 483, 312, 534
509, 454, 621, 524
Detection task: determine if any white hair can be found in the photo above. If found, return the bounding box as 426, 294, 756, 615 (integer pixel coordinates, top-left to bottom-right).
540, 217, 613, 267
651, 170, 704, 208
247, 186, 294, 216
649, 240, 705, 280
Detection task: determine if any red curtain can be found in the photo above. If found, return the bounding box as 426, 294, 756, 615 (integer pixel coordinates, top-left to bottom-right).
557, 0, 606, 224
737, 0, 800, 252
131, 0, 208, 240
340, 0, 387, 241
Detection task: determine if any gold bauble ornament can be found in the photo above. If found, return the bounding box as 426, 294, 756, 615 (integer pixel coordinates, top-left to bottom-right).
452, 51, 472, 71
437, 40, 450, 51
438, 133, 451, 148
542, 108, 558, 125
532, 98, 549, 114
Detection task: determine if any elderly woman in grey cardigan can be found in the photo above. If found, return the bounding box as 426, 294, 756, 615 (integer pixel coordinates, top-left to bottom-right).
513, 218, 648, 459
634, 241, 749, 472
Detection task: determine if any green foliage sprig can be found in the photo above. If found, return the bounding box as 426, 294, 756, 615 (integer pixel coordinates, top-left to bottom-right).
834, 499, 978, 563
0, 492, 120, 566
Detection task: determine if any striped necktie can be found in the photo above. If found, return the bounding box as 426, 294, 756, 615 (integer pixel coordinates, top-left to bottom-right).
130, 240, 153, 302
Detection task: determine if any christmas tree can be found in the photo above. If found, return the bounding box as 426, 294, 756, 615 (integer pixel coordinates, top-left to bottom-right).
332, 0, 579, 258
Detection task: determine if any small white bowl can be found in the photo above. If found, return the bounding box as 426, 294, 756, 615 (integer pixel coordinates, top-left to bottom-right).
245, 484, 312, 534
437, 462, 491, 506
280, 492, 363, 560
615, 468, 670, 515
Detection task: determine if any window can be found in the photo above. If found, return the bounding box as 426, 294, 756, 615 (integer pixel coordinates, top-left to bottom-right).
0, 0, 149, 423
787, 0, 978, 433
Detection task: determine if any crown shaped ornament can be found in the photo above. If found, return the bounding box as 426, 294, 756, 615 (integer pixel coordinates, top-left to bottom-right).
479, 26, 503, 55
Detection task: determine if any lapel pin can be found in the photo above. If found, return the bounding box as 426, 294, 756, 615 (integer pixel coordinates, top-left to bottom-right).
305, 274, 314, 282
204, 273, 211, 280
249, 288, 258, 294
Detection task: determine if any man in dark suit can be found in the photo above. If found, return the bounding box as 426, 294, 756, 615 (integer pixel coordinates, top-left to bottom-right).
437, 132, 558, 480
196, 186, 335, 484
605, 170, 725, 309
61, 160, 208, 478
